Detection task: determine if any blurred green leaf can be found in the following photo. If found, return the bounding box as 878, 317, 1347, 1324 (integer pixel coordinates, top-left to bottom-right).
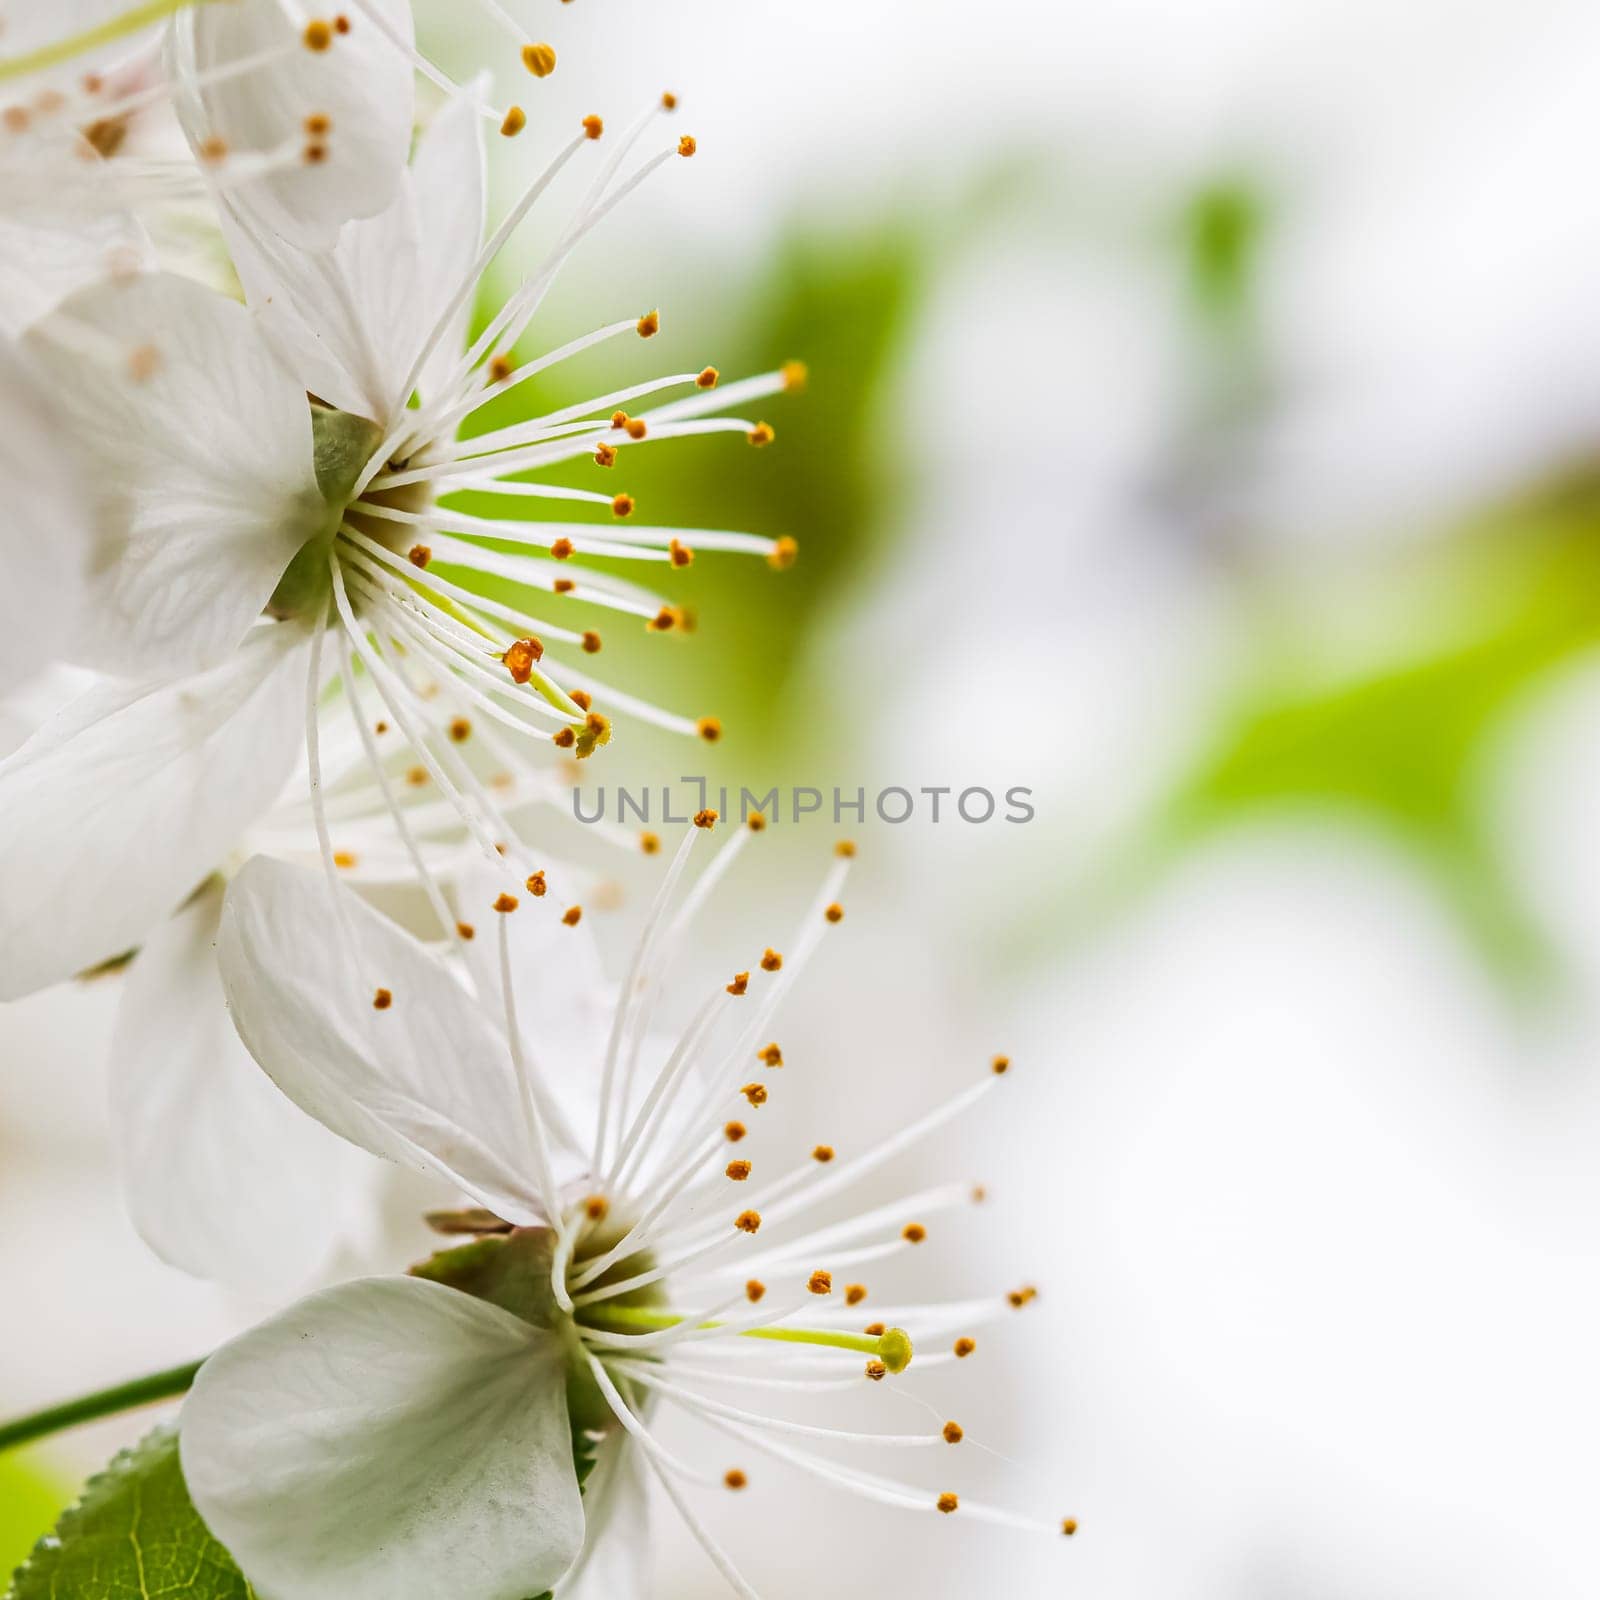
1159, 483, 1600, 981
0, 1457, 66, 1584
1184, 178, 1266, 326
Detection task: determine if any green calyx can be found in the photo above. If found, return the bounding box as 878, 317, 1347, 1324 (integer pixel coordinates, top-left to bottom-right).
410, 1223, 664, 1452
265, 404, 386, 623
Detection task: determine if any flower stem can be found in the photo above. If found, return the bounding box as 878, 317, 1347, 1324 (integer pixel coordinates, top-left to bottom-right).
0, 0, 220, 83
0, 1360, 204, 1455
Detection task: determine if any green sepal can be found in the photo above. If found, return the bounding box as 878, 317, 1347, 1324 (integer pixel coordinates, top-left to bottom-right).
266, 405, 386, 621
5, 1426, 252, 1600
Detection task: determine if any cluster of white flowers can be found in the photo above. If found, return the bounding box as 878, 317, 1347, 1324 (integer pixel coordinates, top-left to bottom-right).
0, 4, 1069, 1596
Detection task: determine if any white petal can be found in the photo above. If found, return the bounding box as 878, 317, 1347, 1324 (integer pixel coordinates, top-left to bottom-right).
216, 856, 547, 1225
112, 880, 357, 1297
0, 623, 311, 1001
0, 341, 92, 677
216, 79, 488, 426
0, 132, 154, 339
556, 1439, 652, 1600
25, 272, 322, 677
451, 861, 613, 1156
181, 1276, 585, 1600
173, 0, 415, 251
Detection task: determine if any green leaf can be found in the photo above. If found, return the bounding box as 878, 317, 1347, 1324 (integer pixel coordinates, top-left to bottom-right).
7, 1426, 253, 1600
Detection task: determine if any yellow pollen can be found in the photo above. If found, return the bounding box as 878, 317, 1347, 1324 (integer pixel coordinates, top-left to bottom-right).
583, 114, 604, 140
374, 720, 389, 734
781, 359, 809, 391
1008, 1284, 1039, 1309
865, 1360, 887, 1382
581, 630, 602, 654
971, 1184, 988, 1203
525, 871, 548, 897
768, 535, 799, 569
636, 310, 660, 338
725, 1121, 747, 1142
456, 922, 476, 941
697, 716, 722, 743
198, 136, 228, 163
448, 717, 471, 742
372, 987, 392, 1010
501, 106, 527, 138
812, 1145, 835, 1163
954, 1337, 976, 1358
611, 493, 635, 518
522, 42, 557, 77
554, 577, 576, 593
304, 113, 331, 136
734, 1210, 761, 1234
640, 831, 661, 855
759, 1043, 783, 1067
662, 91, 679, 110
624, 417, 648, 440
550, 537, 575, 559
845, 1284, 867, 1306
594, 442, 616, 467
648, 606, 677, 633
503, 636, 544, 683
553, 728, 576, 749
696, 366, 719, 388
303, 19, 333, 50
335, 13, 350, 32
725, 1160, 751, 1181
747, 812, 768, 832
303, 142, 329, 165
835, 838, 856, 858
745, 1279, 765, 1302
727, 971, 749, 996
583, 1194, 609, 1221
902, 1223, 928, 1244
489, 353, 514, 383
611, 410, 629, 429
724, 1469, 747, 1490
807, 1270, 833, 1295
332, 850, 357, 870
824, 902, 844, 923
562, 905, 583, 926
740, 1082, 767, 1107
406, 766, 428, 787
943, 1422, 964, 1445
760, 948, 783, 972
678, 134, 697, 157
863, 1322, 885, 1337
570, 689, 593, 710
493, 894, 519, 914
694, 809, 719, 830
407, 544, 431, 568
992, 1054, 1011, 1075
748, 421, 775, 447
669, 538, 694, 566
937, 1493, 959, 1515
1062, 1519, 1079, 1537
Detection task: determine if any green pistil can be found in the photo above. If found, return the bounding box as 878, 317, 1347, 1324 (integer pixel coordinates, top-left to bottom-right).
579, 1305, 914, 1373
0, 0, 222, 82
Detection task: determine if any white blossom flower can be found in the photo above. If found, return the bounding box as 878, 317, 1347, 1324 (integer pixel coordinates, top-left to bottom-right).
0, 68, 798, 1002
181, 829, 1072, 1599
0, 0, 417, 294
